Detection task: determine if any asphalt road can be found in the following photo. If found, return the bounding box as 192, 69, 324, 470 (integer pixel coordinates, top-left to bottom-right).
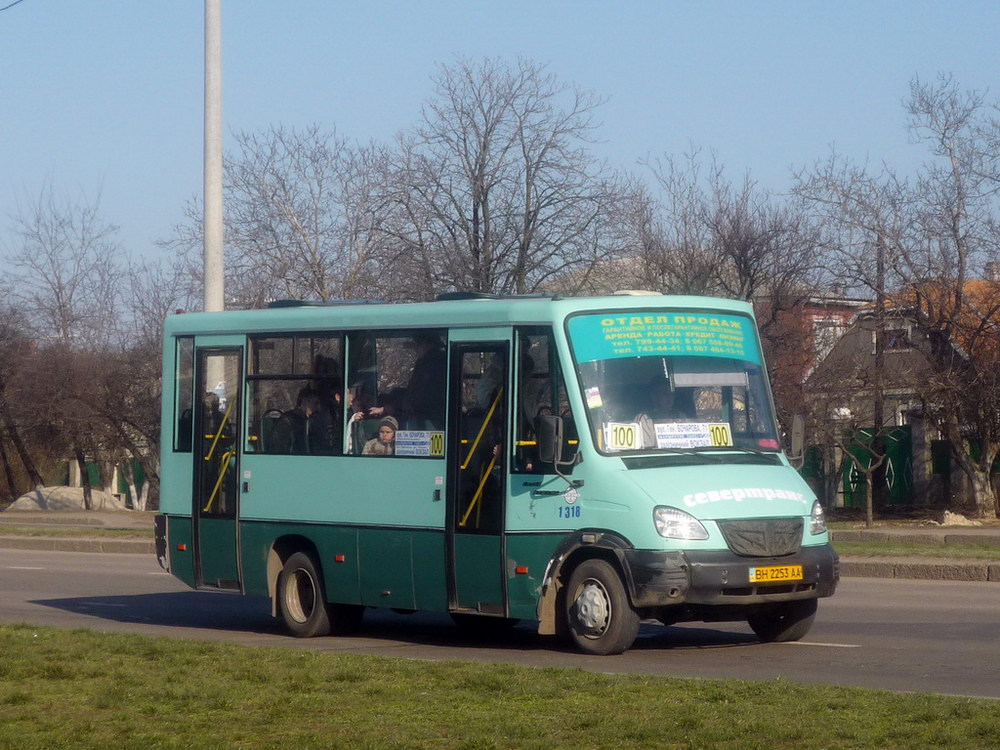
1, 548, 998, 699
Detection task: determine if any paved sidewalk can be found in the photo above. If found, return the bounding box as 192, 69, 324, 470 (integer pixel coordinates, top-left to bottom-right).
0, 510, 998, 582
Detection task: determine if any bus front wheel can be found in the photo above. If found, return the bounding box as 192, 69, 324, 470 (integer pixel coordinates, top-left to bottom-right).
278, 551, 331, 638
747, 598, 817, 642
565, 558, 640, 655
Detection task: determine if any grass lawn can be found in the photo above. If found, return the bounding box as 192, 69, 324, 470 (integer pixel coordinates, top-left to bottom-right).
0, 625, 997, 749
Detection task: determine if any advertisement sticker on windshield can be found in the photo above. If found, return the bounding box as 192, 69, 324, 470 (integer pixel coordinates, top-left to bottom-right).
604, 422, 640, 451
655, 422, 732, 448
569, 312, 760, 364
585, 386, 604, 409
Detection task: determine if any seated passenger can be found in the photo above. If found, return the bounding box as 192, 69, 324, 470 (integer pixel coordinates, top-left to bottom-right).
362, 416, 397, 456
269, 389, 313, 454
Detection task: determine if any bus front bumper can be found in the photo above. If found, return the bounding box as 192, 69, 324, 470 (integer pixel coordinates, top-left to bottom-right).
624, 543, 839, 609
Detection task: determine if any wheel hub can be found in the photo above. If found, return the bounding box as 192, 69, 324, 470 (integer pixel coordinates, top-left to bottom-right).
285, 568, 316, 624
574, 578, 611, 636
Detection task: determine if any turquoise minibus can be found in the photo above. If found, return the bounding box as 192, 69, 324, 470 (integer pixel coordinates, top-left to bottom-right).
155, 292, 838, 654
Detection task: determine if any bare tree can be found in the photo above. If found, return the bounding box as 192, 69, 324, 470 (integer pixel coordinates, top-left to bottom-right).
384, 57, 636, 297
793, 153, 913, 515
0, 304, 44, 496
640, 152, 821, 300
901, 76, 1000, 518
94, 259, 196, 509
3, 182, 124, 508
6, 180, 120, 347
796, 75, 1000, 518
168, 125, 387, 307
225, 126, 388, 304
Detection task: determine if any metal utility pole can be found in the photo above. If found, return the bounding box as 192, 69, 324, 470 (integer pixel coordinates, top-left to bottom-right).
203, 0, 224, 312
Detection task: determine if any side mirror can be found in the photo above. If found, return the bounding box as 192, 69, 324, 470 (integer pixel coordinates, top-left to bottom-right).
535, 415, 563, 465
789, 413, 805, 468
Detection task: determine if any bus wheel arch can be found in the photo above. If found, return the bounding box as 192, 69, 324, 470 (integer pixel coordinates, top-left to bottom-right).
536, 532, 638, 640
268, 536, 365, 636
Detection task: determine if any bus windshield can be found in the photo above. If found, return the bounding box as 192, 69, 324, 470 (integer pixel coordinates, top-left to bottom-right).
567, 311, 780, 454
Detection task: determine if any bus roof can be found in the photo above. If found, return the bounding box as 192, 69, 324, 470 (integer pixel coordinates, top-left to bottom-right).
163, 293, 755, 337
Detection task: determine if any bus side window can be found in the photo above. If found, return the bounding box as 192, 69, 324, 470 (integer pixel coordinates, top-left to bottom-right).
514, 328, 577, 474
174, 337, 194, 452
248, 335, 343, 455
347, 331, 447, 456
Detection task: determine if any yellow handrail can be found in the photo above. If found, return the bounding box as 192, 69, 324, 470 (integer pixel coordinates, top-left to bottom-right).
202, 448, 235, 513
514, 439, 578, 447
460, 387, 503, 470
203, 397, 236, 462
458, 452, 498, 528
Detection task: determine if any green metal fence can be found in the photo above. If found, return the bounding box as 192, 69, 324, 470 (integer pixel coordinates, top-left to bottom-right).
842, 426, 913, 507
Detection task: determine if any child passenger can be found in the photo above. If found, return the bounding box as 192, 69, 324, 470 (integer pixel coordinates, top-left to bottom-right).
362, 416, 397, 456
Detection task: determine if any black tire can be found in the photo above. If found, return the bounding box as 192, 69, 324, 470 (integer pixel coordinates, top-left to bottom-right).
278, 551, 331, 638
564, 558, 640, 655
747, 598, 818, 643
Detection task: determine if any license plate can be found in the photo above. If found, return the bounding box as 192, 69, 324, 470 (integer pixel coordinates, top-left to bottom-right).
749, 565, 803, 583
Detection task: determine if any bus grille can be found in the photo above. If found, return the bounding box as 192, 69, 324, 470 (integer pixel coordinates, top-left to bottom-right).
717, 518, 803, 557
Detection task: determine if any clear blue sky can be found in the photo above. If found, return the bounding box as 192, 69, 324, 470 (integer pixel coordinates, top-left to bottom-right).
2, 1, 998, 261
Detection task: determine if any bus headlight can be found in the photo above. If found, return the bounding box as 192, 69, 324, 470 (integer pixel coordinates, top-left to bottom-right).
810, 500, 827, 535
654, 506, 709, 540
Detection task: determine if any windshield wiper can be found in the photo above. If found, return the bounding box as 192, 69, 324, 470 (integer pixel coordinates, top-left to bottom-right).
647, 445, 780, 463
622, 447, 782, 470
684, 446, 776, 457
650, 448, 726, 462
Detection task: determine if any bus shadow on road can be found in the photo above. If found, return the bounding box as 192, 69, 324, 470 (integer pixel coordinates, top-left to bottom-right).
33, 591, 763, 653
632, 622, 759, 650
31, 591, 284, 637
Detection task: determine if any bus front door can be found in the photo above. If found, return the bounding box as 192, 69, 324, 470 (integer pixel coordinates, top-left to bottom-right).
447, 343, 509, 615
192, 347, 243, 591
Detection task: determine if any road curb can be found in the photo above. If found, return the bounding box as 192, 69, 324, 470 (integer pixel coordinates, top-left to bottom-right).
0, 535, 154, 555
839, 556, 999, 583
831, 529, 1000, 546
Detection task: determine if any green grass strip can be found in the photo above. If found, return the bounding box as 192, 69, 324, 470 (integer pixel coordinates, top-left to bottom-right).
0, 625, 997, 749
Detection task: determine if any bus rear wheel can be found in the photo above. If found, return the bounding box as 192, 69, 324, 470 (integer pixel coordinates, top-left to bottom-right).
278, 552, 331, 638
747, 598, 817, 642
565, 559, 640, 655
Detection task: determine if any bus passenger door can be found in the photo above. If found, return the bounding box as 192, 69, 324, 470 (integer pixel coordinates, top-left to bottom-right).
447, 343, 509, 614
193, 347, 243, 591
